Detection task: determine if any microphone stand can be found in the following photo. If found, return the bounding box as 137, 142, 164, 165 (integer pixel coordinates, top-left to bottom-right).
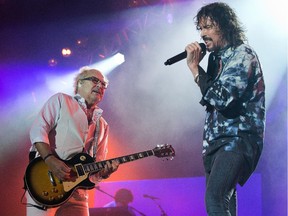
157, 202, 168, 216
95, 186, 146, 216
146, 198, 168, 216
95, 186, 114, 199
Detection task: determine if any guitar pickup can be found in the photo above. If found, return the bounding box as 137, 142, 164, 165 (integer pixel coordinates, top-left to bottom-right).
75, 164, 85, 177
48, 171, 56, 186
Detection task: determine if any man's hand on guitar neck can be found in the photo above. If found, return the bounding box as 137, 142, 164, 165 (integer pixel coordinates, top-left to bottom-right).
95, 160, 120, 180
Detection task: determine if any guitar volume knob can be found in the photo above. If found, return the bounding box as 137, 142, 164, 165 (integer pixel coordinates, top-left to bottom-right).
42, 191, 49, 196
51, 188, 58, 193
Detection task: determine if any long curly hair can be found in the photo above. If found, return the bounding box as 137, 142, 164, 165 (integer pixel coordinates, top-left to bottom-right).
195, 2, 247, 48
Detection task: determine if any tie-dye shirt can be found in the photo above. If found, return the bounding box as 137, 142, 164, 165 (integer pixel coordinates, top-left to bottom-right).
198, 44, 265, 184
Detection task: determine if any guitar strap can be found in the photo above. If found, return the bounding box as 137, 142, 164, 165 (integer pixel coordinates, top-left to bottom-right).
84, 110, 101, 160
92, 118, 100, 160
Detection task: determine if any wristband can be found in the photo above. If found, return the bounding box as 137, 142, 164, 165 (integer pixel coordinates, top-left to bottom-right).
43, 153, 53, 162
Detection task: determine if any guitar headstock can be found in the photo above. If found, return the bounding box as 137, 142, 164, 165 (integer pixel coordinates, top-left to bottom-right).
153, 144, 175, 159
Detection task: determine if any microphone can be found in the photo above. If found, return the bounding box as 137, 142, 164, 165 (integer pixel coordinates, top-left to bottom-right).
164, 43, 206, 66
143, 194, 159, 200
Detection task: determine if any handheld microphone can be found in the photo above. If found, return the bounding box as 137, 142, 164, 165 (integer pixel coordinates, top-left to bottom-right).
164, 43, 206, 66
143, 194, 159, 200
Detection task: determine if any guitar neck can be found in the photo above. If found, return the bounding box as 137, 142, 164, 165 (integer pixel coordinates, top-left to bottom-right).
83, 149, 155, 174
111, 149, 155, 165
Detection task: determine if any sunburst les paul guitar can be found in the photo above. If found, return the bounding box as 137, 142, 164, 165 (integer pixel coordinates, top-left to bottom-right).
24, 144, 175, 207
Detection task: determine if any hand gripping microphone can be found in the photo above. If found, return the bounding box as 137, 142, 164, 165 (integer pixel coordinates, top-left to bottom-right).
164, 43, 206, 66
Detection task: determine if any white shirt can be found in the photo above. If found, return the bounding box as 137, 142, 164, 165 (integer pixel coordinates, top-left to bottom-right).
30, 93, 108, 161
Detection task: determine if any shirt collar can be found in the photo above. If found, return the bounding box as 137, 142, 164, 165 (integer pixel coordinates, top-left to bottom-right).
74, 94, 103, 123
214, 45, 234, 65
74, 94, 86, 106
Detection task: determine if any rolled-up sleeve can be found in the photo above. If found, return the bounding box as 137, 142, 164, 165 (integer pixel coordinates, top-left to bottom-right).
30, 94, 61, 145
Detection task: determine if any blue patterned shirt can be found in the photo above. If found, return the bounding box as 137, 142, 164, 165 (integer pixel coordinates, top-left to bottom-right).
198, 44, 265, 184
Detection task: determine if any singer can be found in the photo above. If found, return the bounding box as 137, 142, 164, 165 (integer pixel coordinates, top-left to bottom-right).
184, 2, 265, 216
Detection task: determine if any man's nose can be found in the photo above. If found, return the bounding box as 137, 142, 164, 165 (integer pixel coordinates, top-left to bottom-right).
96, 81, 103, 88
200, 29, 206, 38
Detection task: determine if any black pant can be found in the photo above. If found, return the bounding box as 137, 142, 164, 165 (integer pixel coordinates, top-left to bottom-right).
205, 150, 245, 216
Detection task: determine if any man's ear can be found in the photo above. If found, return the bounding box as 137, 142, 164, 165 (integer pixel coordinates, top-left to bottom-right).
78, 80, 83, 87
75, 80, 83, 94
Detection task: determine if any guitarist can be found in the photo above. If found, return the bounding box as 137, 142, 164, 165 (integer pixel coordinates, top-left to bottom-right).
26, 66, 119, 216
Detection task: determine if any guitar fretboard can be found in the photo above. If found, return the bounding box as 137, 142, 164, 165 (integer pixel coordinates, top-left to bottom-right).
83, 150, 154, 174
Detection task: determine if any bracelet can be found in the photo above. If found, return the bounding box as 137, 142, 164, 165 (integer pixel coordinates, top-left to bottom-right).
102, 174, 110, 179
194, 74, 199, 84
43, 153, 53, 162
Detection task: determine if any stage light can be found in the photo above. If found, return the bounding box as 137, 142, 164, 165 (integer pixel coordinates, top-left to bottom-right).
48, 58, 58, 67
113, 53, 125, 65
89, 52, 125, 75
61, 48, 72, 57
46, 52, 125, 94
98, 54, 105, 59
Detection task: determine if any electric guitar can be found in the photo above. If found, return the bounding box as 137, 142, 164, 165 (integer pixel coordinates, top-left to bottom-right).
24, 144, 175, 207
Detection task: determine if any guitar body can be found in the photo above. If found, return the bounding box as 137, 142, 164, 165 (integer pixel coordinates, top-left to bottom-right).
24, 144, 175, 208
24, 153, 95, 207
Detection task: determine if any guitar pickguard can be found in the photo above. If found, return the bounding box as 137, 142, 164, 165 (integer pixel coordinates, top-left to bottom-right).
63, 174, 89, 192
